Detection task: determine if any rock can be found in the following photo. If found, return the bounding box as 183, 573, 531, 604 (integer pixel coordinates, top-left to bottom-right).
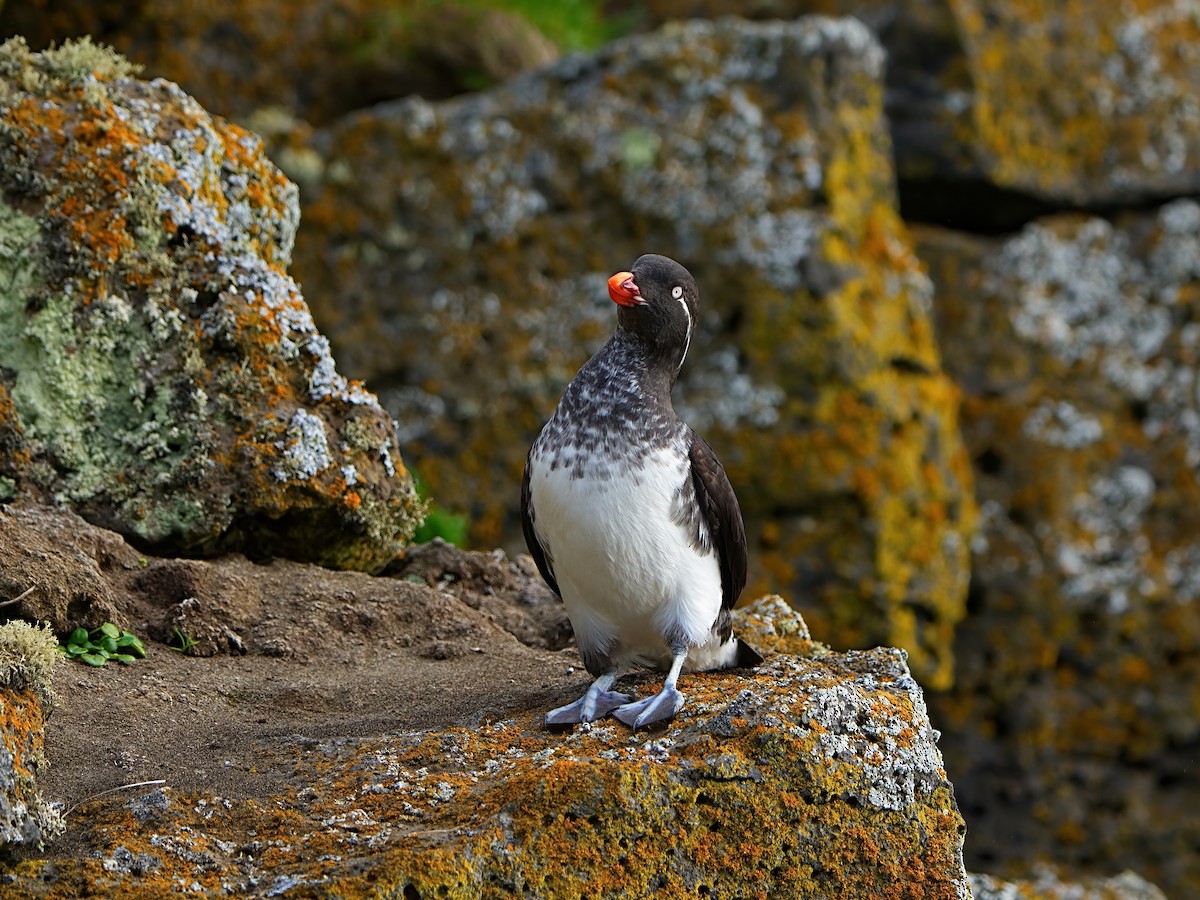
970, 867, 1168, 900
0, 505, 135, 633
391, 540, 573, 652
645, 1, 1200, 212
0, 0, 559, 125
917, 202, 1200, 895
0, 37, 423, 572
0, 620, 63, 850
290, 16, 975, 688
3, 593, 972, 897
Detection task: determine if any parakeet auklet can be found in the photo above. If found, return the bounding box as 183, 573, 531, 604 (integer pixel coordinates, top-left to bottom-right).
521, 253, 761, 729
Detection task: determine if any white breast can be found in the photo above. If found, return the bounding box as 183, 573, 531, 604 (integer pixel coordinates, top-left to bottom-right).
528, 441, 723, 668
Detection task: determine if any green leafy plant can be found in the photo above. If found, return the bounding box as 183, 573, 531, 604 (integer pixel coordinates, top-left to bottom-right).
169, 627, 197, 654
411, 470, 470, 546
59, 622, 147, 667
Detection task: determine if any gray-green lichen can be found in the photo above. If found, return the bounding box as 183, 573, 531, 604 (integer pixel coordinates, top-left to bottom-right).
0, 619, 64, 851
0, 619, 59, 709
0, 37, 422, 570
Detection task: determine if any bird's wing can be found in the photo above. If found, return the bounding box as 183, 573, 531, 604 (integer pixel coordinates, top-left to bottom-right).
687, 431, 747, 612
521, 454, 560, 598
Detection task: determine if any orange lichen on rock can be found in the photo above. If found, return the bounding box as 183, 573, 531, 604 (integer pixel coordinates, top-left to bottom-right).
0, 601, 969, 898
917, 200, 1200, 894
955, 0, 1200, 202
0, 37, 423, 571
0, 621, 63, 850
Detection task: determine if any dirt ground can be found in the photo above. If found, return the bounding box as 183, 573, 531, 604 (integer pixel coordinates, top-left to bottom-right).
0, 506, 588, 859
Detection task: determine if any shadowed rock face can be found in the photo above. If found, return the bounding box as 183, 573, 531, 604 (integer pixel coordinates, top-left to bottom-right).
0, 38, 423, 572
918, 203, 1200, 894
288, 16, 975, 690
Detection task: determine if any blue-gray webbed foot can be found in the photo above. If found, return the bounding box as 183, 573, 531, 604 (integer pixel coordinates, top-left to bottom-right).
612, 684, 685, 729
545, 672, 629, 726
613, 648, 689, 730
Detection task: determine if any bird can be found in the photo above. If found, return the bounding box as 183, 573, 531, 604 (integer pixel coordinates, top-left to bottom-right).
521, 253, 762, 729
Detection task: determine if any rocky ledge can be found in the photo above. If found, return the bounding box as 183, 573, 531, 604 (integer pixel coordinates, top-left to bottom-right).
0, 506, 969, 898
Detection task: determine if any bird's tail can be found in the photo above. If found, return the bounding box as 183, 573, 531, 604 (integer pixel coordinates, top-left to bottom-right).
731, 638, 763, 669
691, 635, 763, 672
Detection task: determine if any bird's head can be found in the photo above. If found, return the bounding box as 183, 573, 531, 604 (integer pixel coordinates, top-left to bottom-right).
607, 254, 698, 377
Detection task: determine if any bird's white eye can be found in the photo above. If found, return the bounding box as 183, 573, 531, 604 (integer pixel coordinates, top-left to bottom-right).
671, 285, 683, 299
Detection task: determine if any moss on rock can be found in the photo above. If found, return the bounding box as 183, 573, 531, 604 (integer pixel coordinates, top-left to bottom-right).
0, 37, 423, 572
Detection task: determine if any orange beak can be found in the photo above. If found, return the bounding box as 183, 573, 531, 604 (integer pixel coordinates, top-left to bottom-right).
607, 271, 641, 307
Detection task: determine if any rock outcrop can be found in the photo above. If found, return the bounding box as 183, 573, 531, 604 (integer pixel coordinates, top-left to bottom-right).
0, 527, 973, 898
971, 868, 1167, 900
918, 203, 1200, 894
0, 38, 423, 571
43, 649, 969, 898
645, 1, 1200, 213
287, 16, 975, 690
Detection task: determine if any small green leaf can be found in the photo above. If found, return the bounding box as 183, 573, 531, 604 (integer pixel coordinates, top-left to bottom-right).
119, 634, 147, 658
97, 622, 120, 640
113, 653, 137, 664
67, 644, 88, 656
79, 652, 107, 667
170, 628, 196, 653
99, 636, 118, 654
68, 627, 89, 646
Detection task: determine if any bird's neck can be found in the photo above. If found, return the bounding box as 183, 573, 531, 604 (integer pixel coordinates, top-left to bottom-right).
602, 330, 679, 403
540, 333, 684, 458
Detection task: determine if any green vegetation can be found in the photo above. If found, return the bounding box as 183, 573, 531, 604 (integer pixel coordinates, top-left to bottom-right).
411, 470, 470, 546
351, 0, 636, 90
59, 622, 147, 666
168, 627, 197, 654
459, 0, 636, 52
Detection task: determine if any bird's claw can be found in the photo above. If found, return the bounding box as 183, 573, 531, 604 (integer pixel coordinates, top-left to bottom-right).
613, 685, 685, 730
545, 690, 631, 726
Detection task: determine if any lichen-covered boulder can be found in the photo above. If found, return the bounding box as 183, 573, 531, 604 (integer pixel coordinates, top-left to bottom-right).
1, 599, 970, 898
970, 867, 1168, 900
0, 38, 423, 572
290, 16, 975, 688
646, 1, 1200, 209
0, 620, 63, 851
916, 201, 1200, 895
